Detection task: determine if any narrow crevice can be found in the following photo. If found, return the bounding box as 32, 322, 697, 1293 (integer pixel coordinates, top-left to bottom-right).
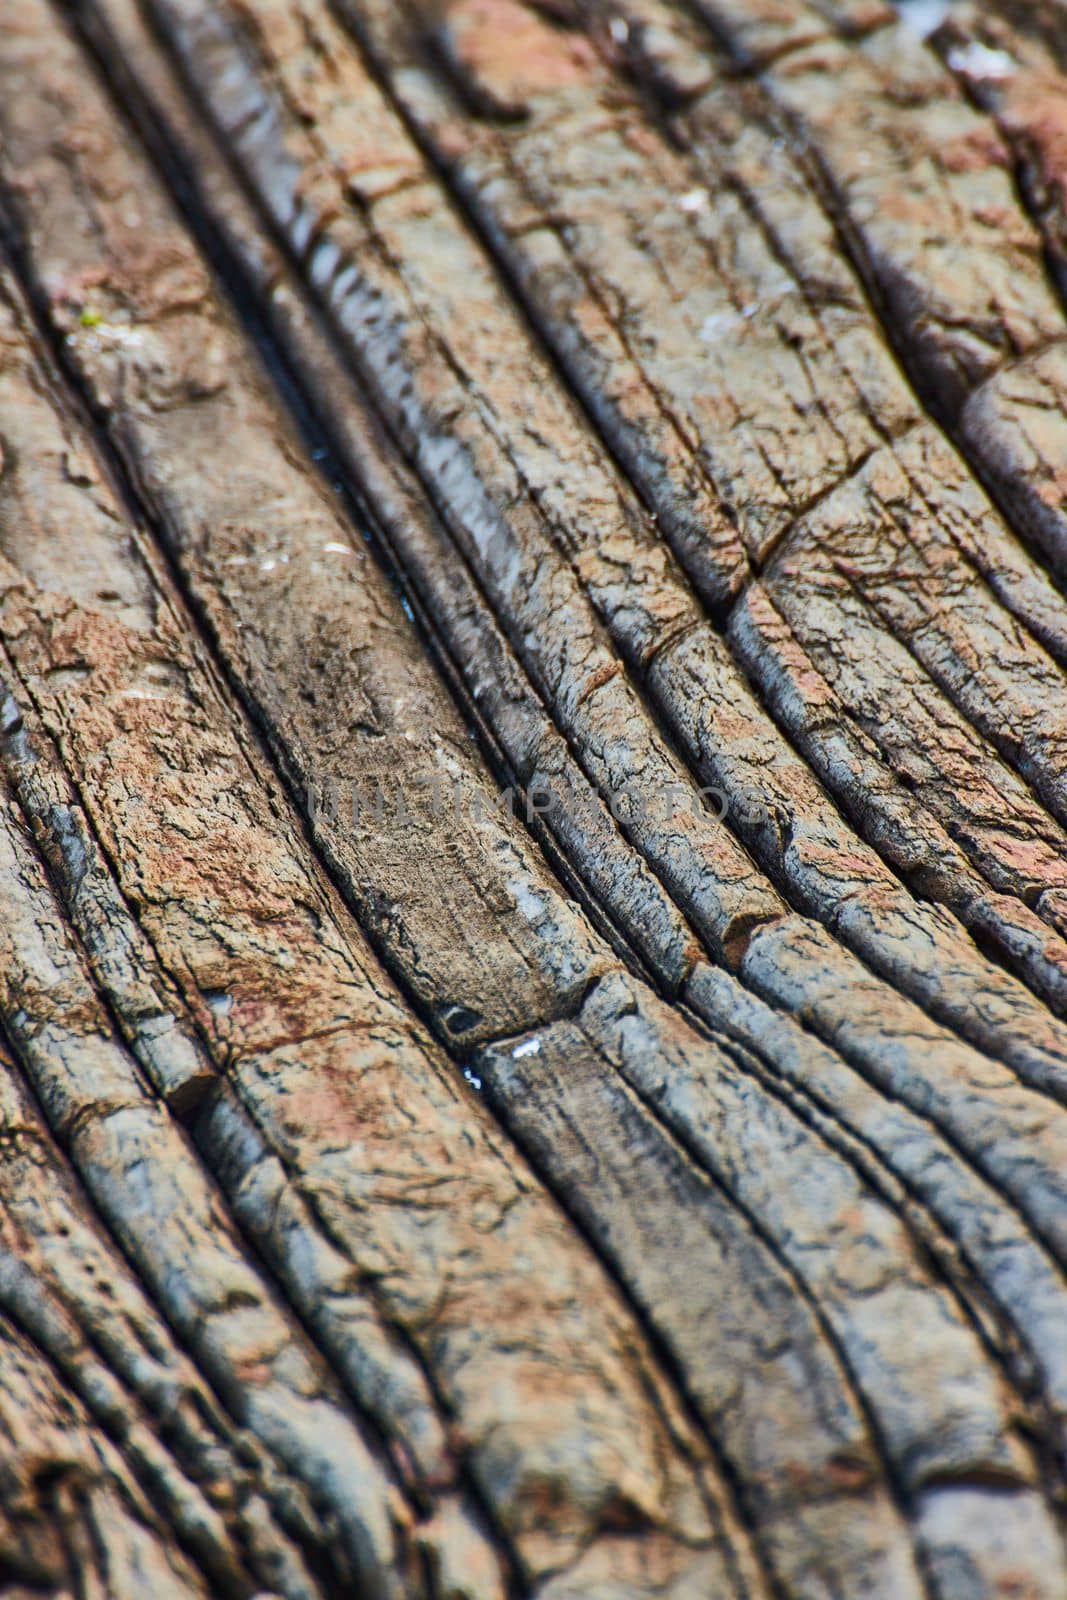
674, 1000, 1067, 1493
928, 9, 1067, 356
831, 549, 1067, 850
3, 10, 1067, 1594
592, 1027, 956, 1598
473, 1050, 791, 1600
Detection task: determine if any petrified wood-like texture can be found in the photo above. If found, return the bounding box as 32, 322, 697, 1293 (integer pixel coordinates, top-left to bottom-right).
1, 0, 1066, 1594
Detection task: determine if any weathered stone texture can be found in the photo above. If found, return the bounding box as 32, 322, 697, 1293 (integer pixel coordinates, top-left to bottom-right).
1, 0, 1067, 1593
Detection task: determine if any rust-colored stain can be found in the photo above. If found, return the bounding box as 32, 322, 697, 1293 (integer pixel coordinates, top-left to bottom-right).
442, 0, 596, 112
